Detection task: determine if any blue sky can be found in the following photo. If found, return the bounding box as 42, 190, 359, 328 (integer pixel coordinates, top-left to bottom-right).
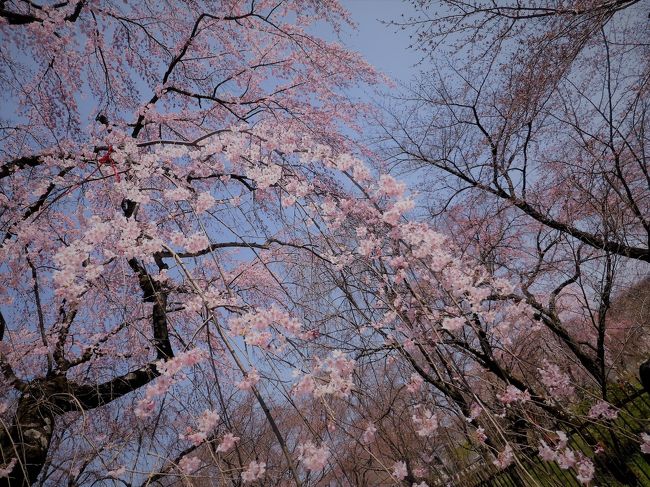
306, 0, 423, 98
340, 0, 421, 84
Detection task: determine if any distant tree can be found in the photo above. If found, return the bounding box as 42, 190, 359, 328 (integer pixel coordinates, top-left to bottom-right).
356, 0, 650, 480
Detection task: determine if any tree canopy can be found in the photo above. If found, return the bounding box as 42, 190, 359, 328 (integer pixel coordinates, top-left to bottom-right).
0, 1, 648, 486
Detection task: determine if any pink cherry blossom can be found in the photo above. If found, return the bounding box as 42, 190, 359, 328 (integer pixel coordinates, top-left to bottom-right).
498, 385, 531, 405
241, 460, 266, 483
0, 458, 17, 479
134, 398, 156, 419
377, 174, 406, 198
298, 441, 329, 471
197, 409, 220, 433
575, 455, 595, 484
237, 368, 261, 391
195, 192, 216, 213
588, 400, 618, 420
493, 444, 514, 469
217, 433, 240, 453
640, 433, 650, 454
406, 373, 424, 394
538, 441, 557, 462
556, 431, 569, 450
412, 407, 438, 437
441, 316, 465, 332
184, 233, 210, 253
393, 461, 408, 481
538, 361, 575, 398
467, 403, 483, 422
0, 1, 645, 485
362, 423, 377, 444
293, 374, 317, 396
556, 448, 576, 469
178, 455, 202, 475
475, 427, 487, 444
183, 409, 220, 445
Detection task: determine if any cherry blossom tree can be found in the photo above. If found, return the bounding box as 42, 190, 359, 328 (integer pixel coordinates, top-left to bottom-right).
357, 0, 650, 482
1, 0, 648, 486
0, 1, 383, 485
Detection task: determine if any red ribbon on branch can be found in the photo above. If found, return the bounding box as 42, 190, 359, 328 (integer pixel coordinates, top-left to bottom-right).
97, 145, 120, 182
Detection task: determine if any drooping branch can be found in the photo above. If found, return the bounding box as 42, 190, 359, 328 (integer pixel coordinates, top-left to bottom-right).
407, 150, 649, 262
158, 238, 329, 262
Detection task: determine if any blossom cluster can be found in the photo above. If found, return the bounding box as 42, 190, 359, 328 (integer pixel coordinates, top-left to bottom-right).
236, 368, 261, 392
587, 400, 618, 420
293, 350, 356, 399
538, 432, 594, 484
406, 373, 424, 394
297, 441, 329, 471
412, 406, 438, 437
134, 349, 204, 419
181, 409, 220, 445
169, 231, 210, 254
538, 361, 575, 399
361, 423, 377, 444
641, 433, 650, 454
498, 385, 531, 405
392, 461, 408, 481
51, 214, 165, 300
217, 433, 240, 453
0, 458, 17, 479
241, 460, 266, 483
229, 306, 303, 350
493, 444, 514, 469
178, 455, 202, 475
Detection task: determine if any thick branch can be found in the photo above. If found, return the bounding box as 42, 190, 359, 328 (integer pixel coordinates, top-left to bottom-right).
0, 155, 42, 179
158, 238, 328, 262
0, 1, 84, 25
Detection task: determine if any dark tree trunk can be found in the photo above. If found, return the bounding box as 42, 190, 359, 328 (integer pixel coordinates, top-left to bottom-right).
0, 258, 172, 485
1, 389, 56, 487
640, 358, 650, 394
